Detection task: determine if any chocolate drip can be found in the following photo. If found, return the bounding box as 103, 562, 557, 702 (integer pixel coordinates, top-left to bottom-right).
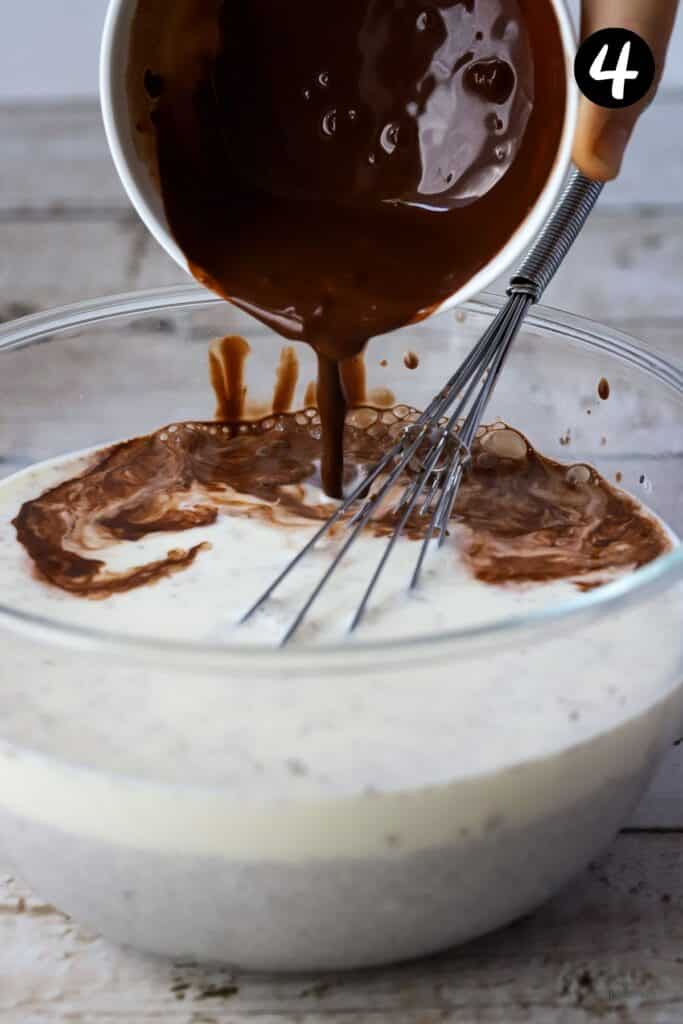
14, 415, 671, 600
209, 335, 251, 420
127, 0, 566, 494
272, 347, 300, 413
316, 354, 348, 498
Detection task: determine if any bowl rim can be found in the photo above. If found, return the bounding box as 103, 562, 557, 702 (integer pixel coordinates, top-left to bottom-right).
0, 285, 681, 669
99, 0, 580, 319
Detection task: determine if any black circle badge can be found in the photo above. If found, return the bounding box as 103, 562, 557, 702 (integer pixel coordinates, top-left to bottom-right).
574, 28, 656, 109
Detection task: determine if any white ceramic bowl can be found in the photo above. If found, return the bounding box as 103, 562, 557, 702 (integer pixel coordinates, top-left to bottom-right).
100, 0, 579, 311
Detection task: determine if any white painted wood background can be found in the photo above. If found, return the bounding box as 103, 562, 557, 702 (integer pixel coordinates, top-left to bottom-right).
0, 99, 682, 1021
3, 0, 683, 99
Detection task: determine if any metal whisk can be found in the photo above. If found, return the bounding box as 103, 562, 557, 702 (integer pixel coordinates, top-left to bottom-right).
242, 170, 604, 644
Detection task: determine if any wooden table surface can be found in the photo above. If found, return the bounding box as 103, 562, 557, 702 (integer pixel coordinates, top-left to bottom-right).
1, 100, 682, 1023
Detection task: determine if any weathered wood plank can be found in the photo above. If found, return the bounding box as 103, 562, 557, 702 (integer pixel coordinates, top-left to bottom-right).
501, 210, 683, 324
1, 104, 128, 214
1, 833, 682, 1022
11, 1012, 678, 1024
599, 91, 683, 210
0, 219, 146, 316
131, 230, 190, 293
8, 1012, 683, 1024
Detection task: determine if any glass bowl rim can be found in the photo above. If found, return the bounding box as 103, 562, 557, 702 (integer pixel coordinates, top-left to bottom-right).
0, 284, 681, 668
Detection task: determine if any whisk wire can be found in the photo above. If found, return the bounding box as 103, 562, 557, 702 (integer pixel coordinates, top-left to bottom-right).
408, 292, 531, 586
240, 171, 604, 644
241, 294, 517, 631
239, 445, 395, 623
348, 417, 460, 633
279, 418, 444, 644
434, 292, 531, 542
284, 303, 527, 639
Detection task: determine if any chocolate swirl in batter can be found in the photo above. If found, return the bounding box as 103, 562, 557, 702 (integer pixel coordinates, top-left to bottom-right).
127, 0, 566, 496
14, 410, 671, 599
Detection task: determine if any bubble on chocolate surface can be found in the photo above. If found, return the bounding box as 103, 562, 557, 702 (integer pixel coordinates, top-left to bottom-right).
480, 427, 527, 460
464, 59, 516, 104
566, 465, 592, 486
348, 408, 380, 429
321, 109, 337, 138
380, 122, 401, 156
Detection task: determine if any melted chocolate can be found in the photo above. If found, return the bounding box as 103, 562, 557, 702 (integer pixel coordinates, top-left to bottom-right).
14, 413, 671, 600
127, 0, 566, 495
208, 335, 251, 420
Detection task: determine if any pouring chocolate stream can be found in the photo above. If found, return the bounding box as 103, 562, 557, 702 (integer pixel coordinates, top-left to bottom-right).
128, 0, 566, 496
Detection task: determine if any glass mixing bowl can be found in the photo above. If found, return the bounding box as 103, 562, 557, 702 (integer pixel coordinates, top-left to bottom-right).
0, 287, 681, 970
